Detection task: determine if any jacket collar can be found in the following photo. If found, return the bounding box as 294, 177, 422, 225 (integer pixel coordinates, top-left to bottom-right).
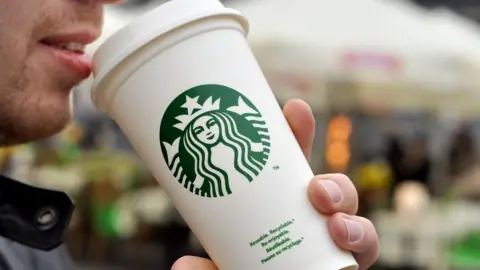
0, 174, 74, 250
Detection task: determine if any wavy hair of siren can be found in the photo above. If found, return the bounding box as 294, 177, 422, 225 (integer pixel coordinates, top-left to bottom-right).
181, 111, 265, 198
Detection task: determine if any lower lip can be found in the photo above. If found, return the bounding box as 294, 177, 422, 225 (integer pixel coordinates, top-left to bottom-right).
39, 43, 92, 78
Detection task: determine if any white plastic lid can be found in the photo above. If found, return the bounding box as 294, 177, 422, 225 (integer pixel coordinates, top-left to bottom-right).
91, 0, 248, 103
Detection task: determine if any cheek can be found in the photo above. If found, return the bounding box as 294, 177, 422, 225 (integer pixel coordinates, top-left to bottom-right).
0, 39, 29, 92
0, 2, 34, 67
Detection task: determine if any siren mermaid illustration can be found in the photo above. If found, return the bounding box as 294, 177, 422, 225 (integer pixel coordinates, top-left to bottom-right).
162, 94, 270, 198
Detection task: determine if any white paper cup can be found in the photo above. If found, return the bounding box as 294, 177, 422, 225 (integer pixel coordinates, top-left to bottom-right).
91, 0, 357, 269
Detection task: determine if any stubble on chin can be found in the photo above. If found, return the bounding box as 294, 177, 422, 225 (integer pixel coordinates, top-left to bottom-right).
0, 103, 73, 147
0, 50, 80, 147
0, 76, 74, 147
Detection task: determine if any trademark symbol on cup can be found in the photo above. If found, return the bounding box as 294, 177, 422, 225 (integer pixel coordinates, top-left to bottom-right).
273, 165, 280, 170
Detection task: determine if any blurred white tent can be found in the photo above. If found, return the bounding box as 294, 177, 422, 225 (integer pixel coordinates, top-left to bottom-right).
425, 8, 480, 91
426, 8, 480, 62
227, 0, 455, 81
225, 0, 480, 112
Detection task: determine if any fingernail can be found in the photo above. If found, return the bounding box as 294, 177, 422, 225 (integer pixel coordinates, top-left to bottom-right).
343, 219, 363, 243
319, 180, 342, 203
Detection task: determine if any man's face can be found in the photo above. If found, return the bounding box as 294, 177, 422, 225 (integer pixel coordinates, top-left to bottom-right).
0, 1, 108, 146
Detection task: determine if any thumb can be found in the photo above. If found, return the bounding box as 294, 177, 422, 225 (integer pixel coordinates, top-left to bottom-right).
172, 256, 218, 270
283, 99, 315, 162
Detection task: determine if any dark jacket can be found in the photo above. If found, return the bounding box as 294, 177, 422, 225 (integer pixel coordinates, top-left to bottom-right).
0, 174, 75, 270
0, 240, 73, 270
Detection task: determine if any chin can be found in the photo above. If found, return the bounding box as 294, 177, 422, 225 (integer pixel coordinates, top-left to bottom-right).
30, 112, 73, 140
0, 53, 79, 146
0, 98, 73, 146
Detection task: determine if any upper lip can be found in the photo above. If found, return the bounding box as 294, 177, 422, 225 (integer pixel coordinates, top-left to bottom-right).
41, 29, 101, 46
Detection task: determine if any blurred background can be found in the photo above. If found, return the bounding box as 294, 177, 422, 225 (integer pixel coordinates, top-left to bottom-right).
5, 0, 480, 269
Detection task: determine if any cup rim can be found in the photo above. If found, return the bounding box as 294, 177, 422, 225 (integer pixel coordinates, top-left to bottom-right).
91, 1, 248, 111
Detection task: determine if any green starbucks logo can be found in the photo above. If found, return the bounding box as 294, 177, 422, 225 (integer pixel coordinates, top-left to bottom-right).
160, 84, 270, 198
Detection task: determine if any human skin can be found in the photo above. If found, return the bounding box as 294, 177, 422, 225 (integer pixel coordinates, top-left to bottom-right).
0, 1, 379, 269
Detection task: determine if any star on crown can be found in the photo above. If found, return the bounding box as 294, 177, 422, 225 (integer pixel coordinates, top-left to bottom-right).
174, 95, 220, 131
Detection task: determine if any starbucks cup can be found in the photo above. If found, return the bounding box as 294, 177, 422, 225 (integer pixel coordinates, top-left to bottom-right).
91, 0, 357, 269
